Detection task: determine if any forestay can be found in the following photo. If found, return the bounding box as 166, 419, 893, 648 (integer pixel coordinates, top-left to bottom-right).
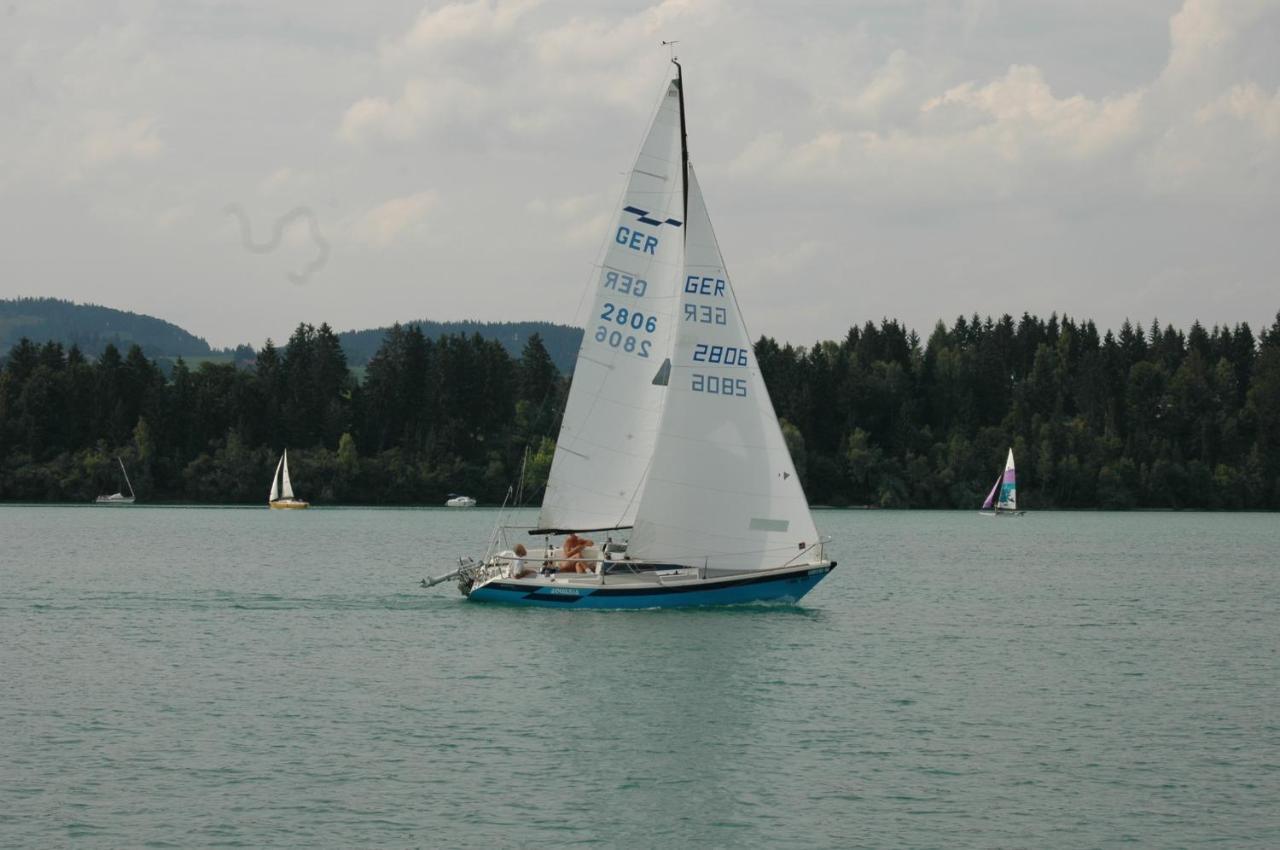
536, 82, 686, 533
628, 166, 819, 571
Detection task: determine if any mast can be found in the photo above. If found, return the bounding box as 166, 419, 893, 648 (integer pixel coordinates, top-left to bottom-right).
118, 457, 135, 499
673, 59, 689, 224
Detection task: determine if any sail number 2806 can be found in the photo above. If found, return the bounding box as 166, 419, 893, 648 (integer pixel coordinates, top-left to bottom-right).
595, 301, 656, 358
692, 344, 749, 366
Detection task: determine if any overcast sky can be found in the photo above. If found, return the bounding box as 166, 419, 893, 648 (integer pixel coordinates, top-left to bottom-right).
3, 0, 1278, 349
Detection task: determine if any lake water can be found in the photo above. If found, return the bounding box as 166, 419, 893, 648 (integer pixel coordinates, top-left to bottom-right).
1, 506, 1277, 848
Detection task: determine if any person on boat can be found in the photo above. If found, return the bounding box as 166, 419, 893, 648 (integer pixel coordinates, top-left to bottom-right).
559, 533, 595, 573
508, 543, 534, 579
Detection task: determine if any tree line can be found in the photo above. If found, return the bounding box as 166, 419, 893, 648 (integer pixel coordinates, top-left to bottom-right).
1, 312, 1278, 508
761, 312, 1280, 509
0, 322, 561, 504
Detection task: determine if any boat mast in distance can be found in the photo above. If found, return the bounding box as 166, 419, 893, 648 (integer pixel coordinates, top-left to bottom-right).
94, 457, 137, 504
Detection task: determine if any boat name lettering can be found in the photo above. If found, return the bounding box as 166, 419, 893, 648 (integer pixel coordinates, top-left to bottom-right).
691, 373, 748, 397
602, 270, 647, 297
595, 326, 651, 358
684, 304, 727, 325
600, 303, 658, 333
684, 275, 726, 296
548, 587, 580, 595
615, 226, 658, 254
692, 344, 749, 367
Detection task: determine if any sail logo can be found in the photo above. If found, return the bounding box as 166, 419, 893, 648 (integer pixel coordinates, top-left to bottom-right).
623, 206, 683, 229
617, 206, 682, 254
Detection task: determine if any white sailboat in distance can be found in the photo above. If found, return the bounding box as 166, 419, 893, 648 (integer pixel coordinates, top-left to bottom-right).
268, 450, 309, 509
94, 457, 136, 504
422, 62, 835, 608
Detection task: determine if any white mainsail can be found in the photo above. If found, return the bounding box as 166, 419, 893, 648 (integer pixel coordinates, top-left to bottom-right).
280, 450, 295, 500
629, 165, 819, 571
269, 454, 283, 502
536, 80, 686, 533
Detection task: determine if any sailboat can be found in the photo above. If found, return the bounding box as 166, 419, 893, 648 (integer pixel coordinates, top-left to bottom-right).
980, 448, 1025, 516
268, 449, 309, 509
94, 457, 136, 504
422, 63, 835, 608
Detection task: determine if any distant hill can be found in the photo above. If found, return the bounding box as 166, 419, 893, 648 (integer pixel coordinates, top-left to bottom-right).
337, 321, 582, 375
0, 297, 214, 359
1, 298, 584, 375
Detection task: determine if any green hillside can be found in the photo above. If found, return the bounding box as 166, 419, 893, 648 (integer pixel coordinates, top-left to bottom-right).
0, 298, 214, 359
1, 298, 584, 375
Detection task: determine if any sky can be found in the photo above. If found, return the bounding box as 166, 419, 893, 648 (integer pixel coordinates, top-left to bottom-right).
2, 0, 1278, 349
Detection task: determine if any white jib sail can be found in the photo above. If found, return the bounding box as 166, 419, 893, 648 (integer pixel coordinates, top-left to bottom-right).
536, 79, 686, 532
629, 165, 819, 571
280, 450, 295, 500
269, 454, 283, 502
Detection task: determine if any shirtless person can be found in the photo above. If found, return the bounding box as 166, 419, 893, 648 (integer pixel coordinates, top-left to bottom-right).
558, 533, 595, 573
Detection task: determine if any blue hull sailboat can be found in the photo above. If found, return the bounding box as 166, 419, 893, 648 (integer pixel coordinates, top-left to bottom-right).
465, 565, 835, 609
423, 63, 835, 609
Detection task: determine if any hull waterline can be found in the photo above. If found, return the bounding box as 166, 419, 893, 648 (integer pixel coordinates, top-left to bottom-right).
467, 563, 835, 609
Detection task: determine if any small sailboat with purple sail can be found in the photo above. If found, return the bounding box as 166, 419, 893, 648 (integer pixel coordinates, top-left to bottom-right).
980, 448, 1025, 517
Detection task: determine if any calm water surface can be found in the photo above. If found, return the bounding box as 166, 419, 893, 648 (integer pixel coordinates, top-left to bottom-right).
1, 506, 1277, 848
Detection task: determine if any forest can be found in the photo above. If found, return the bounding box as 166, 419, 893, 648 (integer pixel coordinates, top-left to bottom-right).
1, 311, 1278, 509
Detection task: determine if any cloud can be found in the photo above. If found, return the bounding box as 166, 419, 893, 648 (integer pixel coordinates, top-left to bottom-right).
525, 193, 609, 244
5, 0, 1280, 351
80, 113, 164, 166
353, 191, 439, 247
1141, 80, 1280, 197
340, 77, 486, 144
920, 65, 1144, 161
338, 0, 721, 147
719, 0, 1280, 209
1197, 82, 1280, 139
1160, 0, 1273, 87
841, 49, 915, 123
259, 167, 316, 196
387, 0, 540, 59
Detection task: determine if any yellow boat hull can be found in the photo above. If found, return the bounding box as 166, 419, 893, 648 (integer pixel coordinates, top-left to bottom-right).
269, 499, 310, 510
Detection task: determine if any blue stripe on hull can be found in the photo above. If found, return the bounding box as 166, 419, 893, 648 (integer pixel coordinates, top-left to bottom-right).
467, 565, 834, 609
